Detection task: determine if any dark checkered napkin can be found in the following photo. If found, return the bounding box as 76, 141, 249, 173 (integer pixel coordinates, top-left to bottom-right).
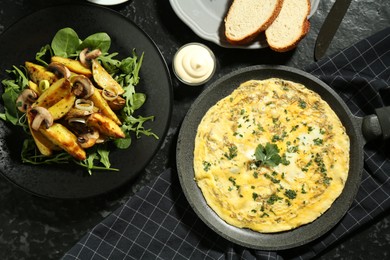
63, 27, 390, 260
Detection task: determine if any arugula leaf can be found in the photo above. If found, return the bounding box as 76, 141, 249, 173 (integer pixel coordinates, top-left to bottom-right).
254, 142, 282, 167
108, 50, 156, 150
117, 114, 157, 149
129, 50, 143, 85
35, 44, 53, 66
97, 52, 121, 74
76, 145, 118, 175
97, 144, 111, 168
21, 139, 72, 164
10, 65, 29, 87
1, 80, 21, 125
51, 28, 81, 58
0, 66, 29, 126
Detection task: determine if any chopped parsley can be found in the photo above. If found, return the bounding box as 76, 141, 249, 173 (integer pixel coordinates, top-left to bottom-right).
260, 212, 270, 218
272, 131, 288, 142
228, 176, 240, 190
314, 153, 332, 186
281, 153, 290, 166
284, 189, 297, 200
202, 161, 211, 172
301, 160, 313, 172
323, 176, 333, 186
298, 99, 307, 109
257, 123, 265, 132
264, 173, 280, 184
314, 153, 327, 174
267, 193, 282, 205
313, 138, 323, 146
287, 145, 299, 153
224, 144, 238, 160
290, 125, 299, 132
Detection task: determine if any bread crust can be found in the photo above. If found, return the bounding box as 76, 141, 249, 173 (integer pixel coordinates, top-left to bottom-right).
268, 19, 311, 52
265, 0, 311, 52
224, 0, 284, 45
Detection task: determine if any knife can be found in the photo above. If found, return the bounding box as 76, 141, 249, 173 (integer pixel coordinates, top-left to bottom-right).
314, 0, 353, 61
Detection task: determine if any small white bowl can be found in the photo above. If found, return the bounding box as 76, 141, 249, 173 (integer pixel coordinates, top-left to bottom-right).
87, 0, 129, 6
172, 43, 217, 86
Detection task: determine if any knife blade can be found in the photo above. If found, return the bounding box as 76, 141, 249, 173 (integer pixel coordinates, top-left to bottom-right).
314, 0, 353, 61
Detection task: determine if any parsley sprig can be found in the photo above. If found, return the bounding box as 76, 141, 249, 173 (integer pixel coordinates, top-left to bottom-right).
254, 142, 282, 167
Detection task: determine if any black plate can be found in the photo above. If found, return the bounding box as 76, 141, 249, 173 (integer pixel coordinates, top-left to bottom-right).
0, 4, 172, 199
176, 65, 363, 250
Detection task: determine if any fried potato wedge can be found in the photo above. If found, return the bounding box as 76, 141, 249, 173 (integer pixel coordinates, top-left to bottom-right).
92, 59, 124, 95
40, 123, 86, 160
97, 89, 126, 111
25, 61, 57, 84
33, 78, 72, 108
64, 107, 98, 120
51, 56, 92, 77
29, 130, 56, 156
89, 86, 121, 125
48, 92, 76, 120
87, 113, 125, 139
28, 80, 41, 95
26, 111, 58, 156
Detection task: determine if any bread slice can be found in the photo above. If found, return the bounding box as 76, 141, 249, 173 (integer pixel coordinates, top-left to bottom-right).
265, 0, 311, 52
224, 0, 283, 45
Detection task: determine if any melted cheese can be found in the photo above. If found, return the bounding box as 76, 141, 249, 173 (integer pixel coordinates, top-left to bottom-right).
194, 79, 350, 233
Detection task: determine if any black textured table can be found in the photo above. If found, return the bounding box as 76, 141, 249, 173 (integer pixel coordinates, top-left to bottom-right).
0, 0, 389, 259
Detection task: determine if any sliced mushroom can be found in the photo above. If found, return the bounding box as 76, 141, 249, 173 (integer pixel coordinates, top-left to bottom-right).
70, 75, 95, 98
65, 117, 99, 149
79, 48, 102, 68
64, 108, 96, 121
47, 62, 71, 79
107, 96, 126, 111
95, 135, 108, 144
66, 117, 88, 134
99, 89, 126, 110
29, 106, 53, 131
16, 89, 38, 112
77, 128, 100, 149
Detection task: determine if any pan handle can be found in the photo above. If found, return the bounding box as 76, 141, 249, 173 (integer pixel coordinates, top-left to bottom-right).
362, 106, 390, 142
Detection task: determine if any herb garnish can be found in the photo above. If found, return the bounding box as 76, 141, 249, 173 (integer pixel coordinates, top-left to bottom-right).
284, 189, 297, 200
267, 193, 282, 205
313, 138, 323, 146
224, 144, 238, 160
298, 99, 307, 109
254, 142, 282, 167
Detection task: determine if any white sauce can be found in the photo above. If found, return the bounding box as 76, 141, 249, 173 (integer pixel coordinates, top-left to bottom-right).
173, 43, 215, 85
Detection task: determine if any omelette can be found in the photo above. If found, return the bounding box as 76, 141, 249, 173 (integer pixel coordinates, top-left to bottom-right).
193, 78, 350, 233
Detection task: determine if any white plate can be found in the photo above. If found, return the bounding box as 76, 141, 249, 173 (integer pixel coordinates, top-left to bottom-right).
87, 0, 129, 6
169, 0, 320, 49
